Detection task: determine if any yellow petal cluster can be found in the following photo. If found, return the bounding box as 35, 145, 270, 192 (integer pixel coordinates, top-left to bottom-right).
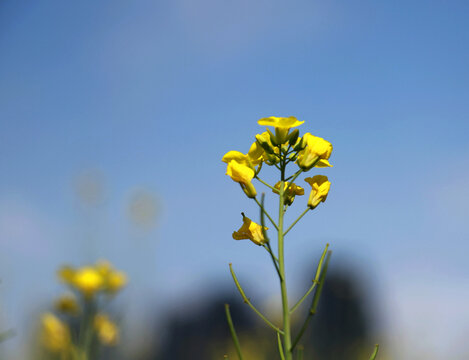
272, 181, 305, 205
304, 175, 331, 209
40, 313, 71, 353
258, 116, 304, 129
94, 313, 119, 346
296, 133, 333, 170
58, 260, 127, 297
232, 214, 268, 246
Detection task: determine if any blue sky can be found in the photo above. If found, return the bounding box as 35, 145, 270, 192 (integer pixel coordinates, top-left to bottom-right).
1, 0, 469, 358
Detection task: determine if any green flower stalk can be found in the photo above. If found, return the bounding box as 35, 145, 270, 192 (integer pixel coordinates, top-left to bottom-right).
222, 116, 378, 360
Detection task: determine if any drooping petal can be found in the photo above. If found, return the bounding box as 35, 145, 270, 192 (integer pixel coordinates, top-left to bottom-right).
232, 214, 268, 245
304, 175, 331, 209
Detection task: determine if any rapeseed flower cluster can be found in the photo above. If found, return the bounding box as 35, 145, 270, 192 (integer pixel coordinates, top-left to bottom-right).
221, 116, 340, 360
40, 260, 127, 359
222, 116, 332, 246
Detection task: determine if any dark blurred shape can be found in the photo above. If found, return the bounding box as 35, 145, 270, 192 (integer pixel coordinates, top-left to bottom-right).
305, 269, 372, 359
157, 296, 253, 360
135, 261, 375, 360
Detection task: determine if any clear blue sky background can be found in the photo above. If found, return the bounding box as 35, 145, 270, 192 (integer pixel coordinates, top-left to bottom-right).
1, 1, 469, 358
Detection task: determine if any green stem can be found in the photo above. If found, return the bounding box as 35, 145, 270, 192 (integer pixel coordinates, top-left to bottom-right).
278, 179, 292, 360
224, 304, 244, 360
255, 176, 276, 191
291, 251, 331, 351
262, 244, 279, 262
229, 264, 284, 335
259, 194, 282, 280
277, 333, 286, 360
283, 208, 310, 236
254, 197, 279, 231
369, 344, 379, 360
290, 244, 329, 314
295, 346, 304, 360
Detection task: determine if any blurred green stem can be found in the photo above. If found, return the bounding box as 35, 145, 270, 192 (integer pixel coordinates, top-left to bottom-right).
369, 344, 379, 360
224, 304, 243, 360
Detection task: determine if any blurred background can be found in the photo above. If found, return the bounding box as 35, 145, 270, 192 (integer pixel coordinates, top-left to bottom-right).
1, 0, 469, 359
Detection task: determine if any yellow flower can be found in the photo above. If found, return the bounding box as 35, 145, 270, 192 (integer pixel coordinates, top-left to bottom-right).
222, 146, 263, 168
226, 160, 257, 198
58, 266, 75, 284
258, 116, 304, 129
72, 266, 104, 297
247, 141, 265, 166
40, 313, 71, 353
106, 271, 128, 293
54, 294, 79, 315
296, 133, 333, 171
272, 181, 305, 205
222, 151, 250, 166
304, 175, 331, 209
232, 213, 268, 246
94, 314, 119, 346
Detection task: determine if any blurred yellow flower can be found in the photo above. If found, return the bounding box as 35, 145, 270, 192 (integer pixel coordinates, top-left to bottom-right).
96, 260, 127, 293
40, 313, 71, 353
232, 214, 268, 245
304, 175, 331, 209
94, 314, 119, 346
258, 116, 304, 129
54, 294, 79, 315
297, 133, 333, 170
58, 266, 75, 283
272, 181, 305, 205
72, 267, 104, 297
226, 160, 257, 198
59, 261, 127, 297
106, 271, 128, 293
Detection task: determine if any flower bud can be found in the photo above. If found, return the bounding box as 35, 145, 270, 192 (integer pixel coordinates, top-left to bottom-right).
275, 127, 289, 145
255, 133, 275, 154
288, 129, 300, 147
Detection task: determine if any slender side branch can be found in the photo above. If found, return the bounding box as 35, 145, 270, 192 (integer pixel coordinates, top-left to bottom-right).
291, 251, 332, 351
285, 169, 303, 184
229, 264, 284, 335
290, 243, 329, 314
254, 197, 279, 231
277, 333, 286, 360
369, 344, 379, 360
262, 244, 279, 262
283, 208, 310, 236
255, 176, 276, 191
224, 304, 244, 360
259, 194, 282, 280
